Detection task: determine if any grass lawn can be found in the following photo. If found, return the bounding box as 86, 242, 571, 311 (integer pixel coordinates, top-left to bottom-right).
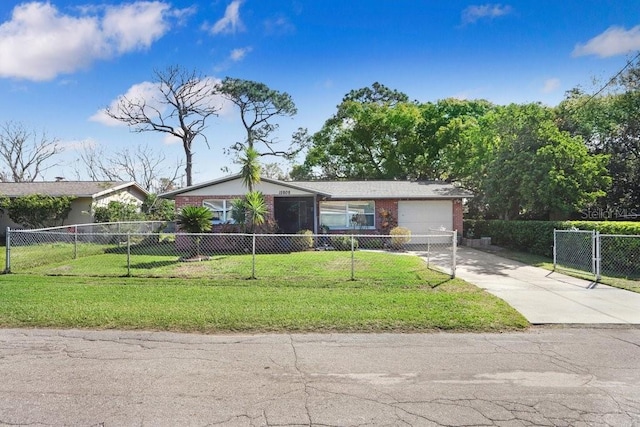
14, 244, 445, 282
0, 258, 529, 333
480, 248, 640, 293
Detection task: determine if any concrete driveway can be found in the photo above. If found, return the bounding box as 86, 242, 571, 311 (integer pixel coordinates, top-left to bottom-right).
454, 247, 640, 325
0, 328, 639, 426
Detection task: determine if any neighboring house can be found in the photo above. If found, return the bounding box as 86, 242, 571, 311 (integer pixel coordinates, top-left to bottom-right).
161, 174, 473, 237
0, 181, 149, 230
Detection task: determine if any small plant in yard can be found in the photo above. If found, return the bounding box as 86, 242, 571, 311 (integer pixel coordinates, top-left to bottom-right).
176, 205, 213, 260
331, 235, 358, 251
390, 226, 411, 250
292, 229, 314, 251
359, 237, 384, 249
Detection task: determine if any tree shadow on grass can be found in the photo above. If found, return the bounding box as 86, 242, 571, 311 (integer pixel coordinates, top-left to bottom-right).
130, 260, 181, 269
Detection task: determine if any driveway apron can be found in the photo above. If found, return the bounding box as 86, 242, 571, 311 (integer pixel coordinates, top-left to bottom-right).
449, 247, 640, 324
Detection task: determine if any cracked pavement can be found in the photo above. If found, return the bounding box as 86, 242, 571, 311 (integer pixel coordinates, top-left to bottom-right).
0, 328, 639, 426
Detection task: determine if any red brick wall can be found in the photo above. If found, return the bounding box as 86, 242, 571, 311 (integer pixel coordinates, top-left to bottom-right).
453, 198, 463, 236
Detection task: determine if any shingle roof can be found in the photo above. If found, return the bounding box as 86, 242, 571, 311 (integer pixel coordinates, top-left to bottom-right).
0, 181, 147, 198
291, 180, 473, 199
161, 174, 473, 199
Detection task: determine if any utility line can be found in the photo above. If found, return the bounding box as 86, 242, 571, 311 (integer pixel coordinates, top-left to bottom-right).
571, 50, 640, 113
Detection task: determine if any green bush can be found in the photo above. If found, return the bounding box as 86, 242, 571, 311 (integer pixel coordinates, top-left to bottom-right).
291, 230, 314, 252
359, 237, 385, 249
330, 235, 358, 251
390, 226, 411, 250
464, 219, 640, 258
600, 236, 640, 278
94, 201, 145, 223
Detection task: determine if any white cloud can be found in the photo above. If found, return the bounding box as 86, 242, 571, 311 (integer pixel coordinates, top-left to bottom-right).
264, 16, 295, 35
163, 133, 183, 145
102, 2, 171, 53
461, 4, 513, 25
90, 81, 162, 126
573, 25, 640, 58
542, 78, 561, 93
0, 1, 185, 81
208, 0, 245, 35
230, 46, 252, 61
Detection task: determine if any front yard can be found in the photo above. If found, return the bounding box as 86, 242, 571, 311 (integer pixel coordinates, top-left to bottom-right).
0, 247, 529, 332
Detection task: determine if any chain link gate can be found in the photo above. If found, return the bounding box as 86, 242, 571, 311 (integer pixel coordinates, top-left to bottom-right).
554, 229, 640, 282
553, 229, 599, 280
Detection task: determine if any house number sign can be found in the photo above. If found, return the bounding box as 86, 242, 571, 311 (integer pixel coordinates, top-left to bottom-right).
278, 190, 291, 195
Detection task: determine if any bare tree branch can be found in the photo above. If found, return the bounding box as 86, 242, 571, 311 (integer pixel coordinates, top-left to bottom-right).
74, 142, 184, 193
104, 65, 221, 186
0, 122, 62, 182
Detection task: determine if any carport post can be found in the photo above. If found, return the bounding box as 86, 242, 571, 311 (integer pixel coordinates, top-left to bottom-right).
451, 230, 457, 279
4, 227, 10, 274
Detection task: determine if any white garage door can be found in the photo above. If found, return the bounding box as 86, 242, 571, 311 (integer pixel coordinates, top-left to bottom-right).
398, 200, 452, 241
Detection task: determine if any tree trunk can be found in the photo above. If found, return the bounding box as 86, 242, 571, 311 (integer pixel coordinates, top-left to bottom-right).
185, 145, 193, 187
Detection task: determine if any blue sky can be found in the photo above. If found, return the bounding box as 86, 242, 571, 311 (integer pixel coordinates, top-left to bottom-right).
0, 0, 639, 185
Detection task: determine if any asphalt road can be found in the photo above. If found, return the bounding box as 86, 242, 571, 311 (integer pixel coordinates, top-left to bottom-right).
1, 327, 639, 426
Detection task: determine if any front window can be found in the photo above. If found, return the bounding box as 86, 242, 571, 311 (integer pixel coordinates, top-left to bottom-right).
319, 201, 375, 229
203, 199, 234, 224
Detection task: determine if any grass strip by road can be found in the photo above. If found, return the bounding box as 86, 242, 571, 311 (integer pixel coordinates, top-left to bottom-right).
0, 273, 528, 333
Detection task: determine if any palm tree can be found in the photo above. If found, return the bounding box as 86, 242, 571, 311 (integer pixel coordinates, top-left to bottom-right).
176, 205, 213, 258
235, 146, 268, 234
244, 191, 267, 233
240, 147, 261, 192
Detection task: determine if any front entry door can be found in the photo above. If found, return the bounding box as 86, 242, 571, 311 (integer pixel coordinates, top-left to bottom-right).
274, 197, 315, 234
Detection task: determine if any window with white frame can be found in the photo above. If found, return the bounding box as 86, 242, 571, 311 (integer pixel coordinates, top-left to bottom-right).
319, 201, 375, 229
203, 199, 234, 224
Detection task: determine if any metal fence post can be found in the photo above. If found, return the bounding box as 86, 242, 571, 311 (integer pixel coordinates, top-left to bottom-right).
595, 231, 601, 282
426, 235, 431, 268
591, 230, 596, 279
4, 227, 10, 274
451, 230, 457, 279
126, 232, 131, 277
553, 229, 557, 270
74, 226, 78, 260
251, 234, 256, 279
350, 234, 355, 281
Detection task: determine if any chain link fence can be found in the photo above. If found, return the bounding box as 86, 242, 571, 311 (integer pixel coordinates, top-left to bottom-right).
4, 223, 457, 281
554, 229, 640, 281
600, 234, 640, 279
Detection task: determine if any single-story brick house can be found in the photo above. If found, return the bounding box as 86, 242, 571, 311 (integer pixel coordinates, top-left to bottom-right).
161, 174, 472, 237
0, 181, 149, 230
